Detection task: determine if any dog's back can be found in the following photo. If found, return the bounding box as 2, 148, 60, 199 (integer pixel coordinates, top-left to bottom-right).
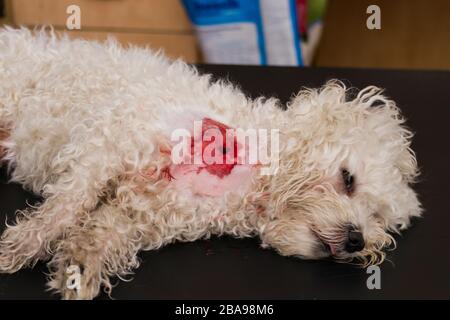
0, 27, 210, 193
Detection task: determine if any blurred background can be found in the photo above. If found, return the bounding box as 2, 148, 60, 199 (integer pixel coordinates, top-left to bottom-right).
0, 0, 449, 70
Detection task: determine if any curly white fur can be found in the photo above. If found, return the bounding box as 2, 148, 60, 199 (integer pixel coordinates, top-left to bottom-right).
0, 27, 422, 299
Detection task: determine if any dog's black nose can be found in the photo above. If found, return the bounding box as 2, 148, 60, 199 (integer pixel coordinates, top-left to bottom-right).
345, 230, 365, 253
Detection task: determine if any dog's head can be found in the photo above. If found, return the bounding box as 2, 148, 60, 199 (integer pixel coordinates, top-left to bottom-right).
260, 81, 421, 265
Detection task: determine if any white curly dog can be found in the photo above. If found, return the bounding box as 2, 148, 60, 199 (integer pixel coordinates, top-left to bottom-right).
0, 28, 421, 299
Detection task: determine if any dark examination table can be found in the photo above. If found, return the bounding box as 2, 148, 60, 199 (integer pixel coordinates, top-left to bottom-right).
1, 65, 449, 299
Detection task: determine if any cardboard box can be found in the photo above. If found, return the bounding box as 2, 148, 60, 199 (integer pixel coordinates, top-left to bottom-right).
59, 30, 199, 63
9, 0, 200, 62
316, 0, 450, 70
11, 0, 192, 31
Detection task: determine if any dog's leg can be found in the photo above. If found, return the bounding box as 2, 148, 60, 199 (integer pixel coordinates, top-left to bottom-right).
0, 152, 120, 273
46, 204, 141, 300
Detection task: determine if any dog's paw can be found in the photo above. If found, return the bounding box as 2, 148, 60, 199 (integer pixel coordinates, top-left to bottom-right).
0, 241, 37, 273
0, 215, 50, 273
61, 285, 96, 300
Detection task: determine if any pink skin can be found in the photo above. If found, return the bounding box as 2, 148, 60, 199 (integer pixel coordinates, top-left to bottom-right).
170, 163, 255, 197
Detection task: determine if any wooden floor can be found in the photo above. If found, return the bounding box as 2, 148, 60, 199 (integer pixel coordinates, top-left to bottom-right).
315, 0, 450, 70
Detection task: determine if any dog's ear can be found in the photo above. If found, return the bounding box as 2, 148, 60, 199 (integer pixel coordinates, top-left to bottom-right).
354, 86, 419, 183
284, 80, 354, 130
394, 130, 419, 184
287, 80, 348, 114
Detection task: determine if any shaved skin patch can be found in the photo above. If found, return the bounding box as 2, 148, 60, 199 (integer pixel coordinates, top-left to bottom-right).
170, 164, 255, 197
168, 118, 256, 197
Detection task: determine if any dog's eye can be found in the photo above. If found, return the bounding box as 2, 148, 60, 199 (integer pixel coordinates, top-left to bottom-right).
341, 169, 355, 194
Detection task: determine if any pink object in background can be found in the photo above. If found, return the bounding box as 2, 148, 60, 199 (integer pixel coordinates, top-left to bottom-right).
296, 0, 308, 39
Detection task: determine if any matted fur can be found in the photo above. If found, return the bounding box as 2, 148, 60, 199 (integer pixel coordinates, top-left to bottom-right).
0, 27, 422, 299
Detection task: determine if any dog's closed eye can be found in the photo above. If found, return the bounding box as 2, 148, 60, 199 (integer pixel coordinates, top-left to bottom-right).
341, 169, 355, 195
